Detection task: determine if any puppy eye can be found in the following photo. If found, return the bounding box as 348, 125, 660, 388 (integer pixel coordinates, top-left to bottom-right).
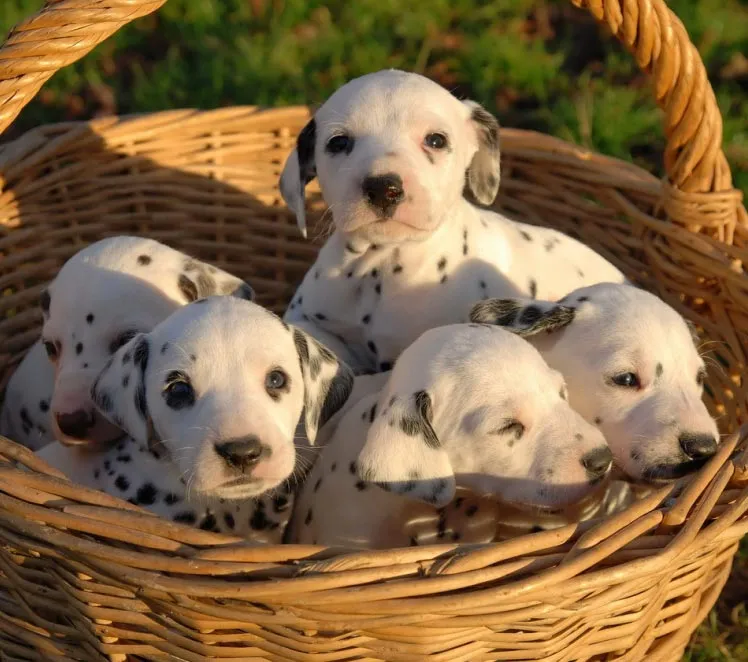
109, 330, 139, 354
43, 341, 59, 360
163, 371, 195, 410
697, 369, 707, 387
609, 372, 641, 389
265, 369, 288, 394
424, 132, 448, 150
494, 419, 525, 438
326, 134, 353, 155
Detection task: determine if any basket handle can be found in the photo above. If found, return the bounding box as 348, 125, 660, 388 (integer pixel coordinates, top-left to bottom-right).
570, 0, 744, 238
0, 0, 167, 136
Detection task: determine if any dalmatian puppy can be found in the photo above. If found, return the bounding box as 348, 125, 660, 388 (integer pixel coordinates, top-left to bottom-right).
470, 282, 720, 483
286, 323, 613, 548
280, 69, 626, 374
0, 236, 254, 451
37, 296, 354, 539
0, 342, 55, 451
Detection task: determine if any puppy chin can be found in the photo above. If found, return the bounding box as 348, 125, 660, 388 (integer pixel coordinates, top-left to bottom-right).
340, 202, 436, 243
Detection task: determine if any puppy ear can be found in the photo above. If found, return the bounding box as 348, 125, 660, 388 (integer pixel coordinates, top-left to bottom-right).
470, 298, 576, 337
220, 279, 255, 302
291, 326, 354, 444
357, 390, 455, 507
177, 257, 254, 304
90, 333, 151, 443
463, 100, 501, 206
279, 118, 317, 239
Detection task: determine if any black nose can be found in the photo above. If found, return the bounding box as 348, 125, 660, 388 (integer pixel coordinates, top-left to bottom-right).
56, 410, 94, 439
214, 436, 269, 472
581, 446, 613, 479
362, 173, 404, 212
679, 432, 718, 461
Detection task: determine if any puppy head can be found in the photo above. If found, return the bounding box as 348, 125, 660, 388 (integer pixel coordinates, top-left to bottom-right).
40, 236, 254, 447
471, 282, 719, 484
280, 69, 500, 243
356, 324, 611, 509
90, 297, 353, 499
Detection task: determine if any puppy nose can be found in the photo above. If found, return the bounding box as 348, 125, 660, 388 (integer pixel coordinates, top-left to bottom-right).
581, 446, 613, 480
56, 410, 93, 439
362, 173, 404, 211
214, 436, 269, 472
679, 432, 718, 461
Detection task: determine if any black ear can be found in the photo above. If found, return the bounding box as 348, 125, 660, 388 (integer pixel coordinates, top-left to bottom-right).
279, 118, 317, 238
470, 298, 576, 337
463, 100, 501, 205
291, 326, 354, 443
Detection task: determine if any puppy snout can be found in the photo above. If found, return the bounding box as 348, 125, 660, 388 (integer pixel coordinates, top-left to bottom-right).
362, 173, 404, 212
679, 432, 718, 462
55, 410, 94, 439
581, 446, 613, 480
214, 436, 270, 472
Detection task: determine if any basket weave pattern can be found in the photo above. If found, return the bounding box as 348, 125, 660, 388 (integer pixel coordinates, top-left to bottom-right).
0, 0, 746, 660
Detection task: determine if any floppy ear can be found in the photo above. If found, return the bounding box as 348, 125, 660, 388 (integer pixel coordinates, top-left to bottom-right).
291, 326, 354, 444
357, 390, 456, 507
279, 118, 317, 239
90, 333, 152, 444
463, 100, 501, 206
470, 298, 576, 337
177, 257, 255, 304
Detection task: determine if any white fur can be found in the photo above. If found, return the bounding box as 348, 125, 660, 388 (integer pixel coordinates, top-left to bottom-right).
1, 236, 254, 449
280, 70, 626, 373
286, 324, 612, 548
38, 296, 354, 540
470, 282, 720, 483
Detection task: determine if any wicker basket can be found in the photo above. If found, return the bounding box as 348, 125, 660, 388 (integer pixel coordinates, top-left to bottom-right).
0, 0, 746, 660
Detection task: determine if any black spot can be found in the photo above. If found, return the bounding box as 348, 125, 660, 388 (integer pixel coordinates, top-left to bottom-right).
393, 264, 403, 274
164, 493, 181, 505
134, 383, 147, 419
656, 363, 663, 378
362, 314, 371, 324
463, 243, 468, 256
250, 504, 270, 530
293, 329, 310, 365
528, 279, 537, 299
519, 305, 543, 325
331, 462, 337, 472
39, 400, 49, 413
116, 454, 131, 463
122, 374, 130, 388
93, 469, 100, 479
466, 505, 478, 517
355, 480, 367, 491
440, 275, 448, 284
349, 461, 357, 475
375, 283, 382, 295
40, 290, 50, 314
577, 296, 589, 303
437, 257, 447, 271
367, 341, 378, 355
174, 511, 197, 525
379, 361, 392, 371
304, 509, 313, 525
96, 390, 113, 413
199, 513, 217, 531
313, 477, 323, 492
122, 351, 131, 364
577, 269, 585, 278
223, 512, 235, 530
520, 230, 532, 242
594, 417, 603, 425
454, 497, 464, 509
83, 363, 88, 369
133, 337, 149, 373
273, 494, 289, 512
137, 254, 152, 266
86, 313, 94, 324
104, 461, 111, 471
315, 313, 327, 321
346, 271, 353, 278
161, 342, 169, 355
136, 483, 158, 505
369, 403, 377, 423
75, 342, 83, 355
114, 475, 130, 491
178, 274, 199, 302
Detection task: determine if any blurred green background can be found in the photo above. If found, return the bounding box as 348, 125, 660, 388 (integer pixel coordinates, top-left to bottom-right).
1, 1, 747, 659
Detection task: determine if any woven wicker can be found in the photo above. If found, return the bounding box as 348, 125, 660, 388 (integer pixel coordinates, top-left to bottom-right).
0, 0, 746, 660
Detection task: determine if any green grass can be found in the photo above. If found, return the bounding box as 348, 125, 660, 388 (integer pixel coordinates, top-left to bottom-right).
1, 1, 747, 659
